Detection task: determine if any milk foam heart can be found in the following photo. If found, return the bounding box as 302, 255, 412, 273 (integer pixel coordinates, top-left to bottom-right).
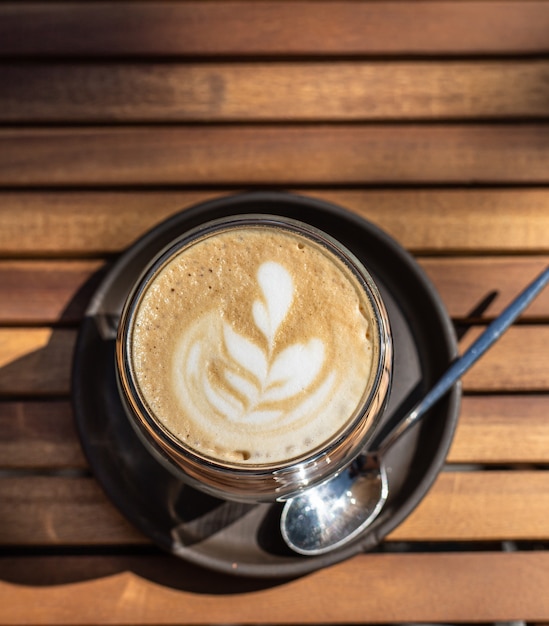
130, 226, 378, 465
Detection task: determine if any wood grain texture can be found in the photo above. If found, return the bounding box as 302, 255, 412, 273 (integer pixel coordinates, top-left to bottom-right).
0, 471, 548, 546
2, 2, 549, 57
0, 191, 217, 256
449, 395, 549, 464
1, 190, 548, 255
3, 125, 549, 187
2, 257, 549, 324
0, 401, 85, 469
392, 470, 549, 541
460, 325, 549, 391
1, 552, 549, 623
0, 329, 74, 395
3, 395, 549, 470
1, 395, 548, 468
421, 256, 549, 319
0, 476, 144, 546
0, 325, 546, 395
0, 260, 104, 324
4, 61, 549, 122
1, 0, 547, 622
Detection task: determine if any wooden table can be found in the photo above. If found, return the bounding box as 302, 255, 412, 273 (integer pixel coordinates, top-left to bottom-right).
2, 2, 549, 623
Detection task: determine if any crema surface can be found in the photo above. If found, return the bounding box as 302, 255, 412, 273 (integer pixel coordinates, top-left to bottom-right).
130, 226, 377, 466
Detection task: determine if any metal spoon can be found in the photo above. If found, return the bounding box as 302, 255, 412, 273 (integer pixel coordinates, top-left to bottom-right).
281, 266, 549, 556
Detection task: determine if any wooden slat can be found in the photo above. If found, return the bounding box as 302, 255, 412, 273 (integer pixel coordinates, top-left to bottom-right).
2, 257, 549, 324
0, 476, 144, 546
1, 471, 548, 546
0, 401, 85, 469
420, 256, 549, 320
3, 125, 549, 187
1, 326, 546, 396
392, 470, 549, 541
0, 191, 217, 257
1, 189, 548, 255
2, 2, 549, 57
0, 552, 549, 624
0, 260, 104, 324
460, 325, 549, 391
0, 329, 73, 396
449, 395, 549, 464
3, 395, 549, 471
5, 61, 549, 122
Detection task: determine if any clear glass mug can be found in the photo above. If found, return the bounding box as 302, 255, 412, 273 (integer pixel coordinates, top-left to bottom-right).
116, 215, 392, 502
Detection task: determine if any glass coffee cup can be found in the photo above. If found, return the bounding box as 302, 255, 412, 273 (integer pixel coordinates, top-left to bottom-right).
116, 214, 392, 502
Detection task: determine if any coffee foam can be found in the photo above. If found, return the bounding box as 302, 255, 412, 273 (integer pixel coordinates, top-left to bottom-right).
130, 226, 377, 465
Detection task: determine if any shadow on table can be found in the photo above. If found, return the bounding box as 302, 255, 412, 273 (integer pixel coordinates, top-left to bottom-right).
0, 264, 296, 592
0, 263, 499, 592
0, 549, 297, 593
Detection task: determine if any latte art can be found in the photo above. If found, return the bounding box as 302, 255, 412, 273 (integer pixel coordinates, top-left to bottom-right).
129, 225, 378, 465
175, 262, 336, 430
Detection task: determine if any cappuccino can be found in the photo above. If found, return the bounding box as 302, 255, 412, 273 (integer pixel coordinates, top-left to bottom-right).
127, 221, 379, 467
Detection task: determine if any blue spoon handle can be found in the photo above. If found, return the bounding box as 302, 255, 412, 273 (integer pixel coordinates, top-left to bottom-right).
379, 266, 549, 454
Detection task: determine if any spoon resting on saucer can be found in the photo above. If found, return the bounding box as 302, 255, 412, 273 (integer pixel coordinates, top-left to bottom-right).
280, 266, 549, 556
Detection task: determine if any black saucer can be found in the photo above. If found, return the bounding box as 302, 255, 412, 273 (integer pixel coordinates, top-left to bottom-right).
72, 191, 460, 578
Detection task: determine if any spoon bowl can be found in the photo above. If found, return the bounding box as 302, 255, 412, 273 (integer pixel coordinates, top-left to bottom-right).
281, 266, 549, 556
281, 456, 387, 555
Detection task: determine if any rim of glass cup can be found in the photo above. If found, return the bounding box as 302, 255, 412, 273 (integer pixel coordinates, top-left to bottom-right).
116, 214, 393, 501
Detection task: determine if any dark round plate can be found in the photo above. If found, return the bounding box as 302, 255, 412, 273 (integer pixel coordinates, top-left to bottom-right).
72, 191, 460, 578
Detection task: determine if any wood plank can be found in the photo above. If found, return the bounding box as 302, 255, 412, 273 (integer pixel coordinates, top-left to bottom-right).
0, 324, 547, 395
449, 395, 549, 464
5, 61, 549, 122
3, 125, 549, 187
392, 470, 549, 541
420, 256, 549, 320
460, 325, 549, 391
2, 2, 549, 57
3, 395, 549, 470
0, 260, 104, 324
0, 553, 274, 591
0, 476, 144, 546
0, 401, 85, 469
2, 257, 549, 324
0, 329, 73, 396
0, 191, 217, 256
1, 189, 548, 255
0, 552, 548, 624
1, 471, 548, 546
